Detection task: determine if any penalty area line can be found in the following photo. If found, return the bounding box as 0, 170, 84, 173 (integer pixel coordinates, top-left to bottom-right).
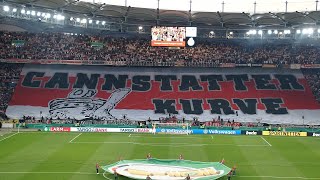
260, 136, 272, 147
69, 133, 82, 143
0, 132, 19, 142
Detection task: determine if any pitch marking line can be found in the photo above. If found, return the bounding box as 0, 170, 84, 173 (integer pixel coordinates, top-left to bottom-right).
238, 175, 320, 179
0, 132, 19, 142
103, 171, 113, 180
260, 136, 272, 146
128, 134, 131, 137
129, 135, 211, 140
71, 141, 269, 147
0, 172, 318, 179
69, 133, 82, 143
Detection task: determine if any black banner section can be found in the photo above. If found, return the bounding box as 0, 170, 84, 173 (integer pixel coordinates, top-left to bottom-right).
241, 130, 262, 135
307, 132, 320, 137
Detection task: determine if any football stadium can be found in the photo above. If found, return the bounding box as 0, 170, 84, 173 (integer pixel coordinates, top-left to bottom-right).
1, 0, 320, 179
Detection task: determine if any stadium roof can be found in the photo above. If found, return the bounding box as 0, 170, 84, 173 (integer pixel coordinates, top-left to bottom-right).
4, 0, 320, 30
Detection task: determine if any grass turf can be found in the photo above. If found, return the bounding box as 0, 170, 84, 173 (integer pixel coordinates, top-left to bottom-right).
0, 132, 320, 180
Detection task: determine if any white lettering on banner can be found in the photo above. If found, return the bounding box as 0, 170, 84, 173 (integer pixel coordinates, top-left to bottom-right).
313, 133, 320, 137
160, 129, 193, 134
120, 128, 135, 132
1, 123, 14, 128
71, 127, 108, 132
246, 131, 257, 135
207, 130, 236, 135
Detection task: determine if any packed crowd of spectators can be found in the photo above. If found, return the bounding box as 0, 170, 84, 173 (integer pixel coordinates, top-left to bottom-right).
0, 63, 22, 119
1, 31, 320, 65
303, 69, 320, 103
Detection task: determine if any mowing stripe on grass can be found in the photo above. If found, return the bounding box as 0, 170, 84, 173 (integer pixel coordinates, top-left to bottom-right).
69, 133, 82, 143
260, 136, 272, 146
130, 135, 214, 140
0, 132, 19, 142
71, 141, 269, 147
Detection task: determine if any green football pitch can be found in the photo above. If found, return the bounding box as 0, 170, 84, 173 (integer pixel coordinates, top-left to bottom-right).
0, 132, 320, 180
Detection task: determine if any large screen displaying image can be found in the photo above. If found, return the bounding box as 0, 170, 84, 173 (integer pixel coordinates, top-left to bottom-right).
151, 27, 186, 47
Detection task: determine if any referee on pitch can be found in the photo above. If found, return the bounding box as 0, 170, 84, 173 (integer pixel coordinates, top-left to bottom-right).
96, 163, 100, 174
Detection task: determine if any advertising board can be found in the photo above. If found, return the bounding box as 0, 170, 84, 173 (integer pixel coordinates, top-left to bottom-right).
262, 131, 307, 137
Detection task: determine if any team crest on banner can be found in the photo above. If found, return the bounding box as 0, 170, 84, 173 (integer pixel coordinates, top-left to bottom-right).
48, 87, 131, 120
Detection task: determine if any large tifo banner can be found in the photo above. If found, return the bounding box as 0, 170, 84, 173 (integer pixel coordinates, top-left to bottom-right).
6, 64, 320, 125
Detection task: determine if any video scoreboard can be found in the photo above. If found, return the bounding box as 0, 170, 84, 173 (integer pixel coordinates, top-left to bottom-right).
151, 26, 197, 47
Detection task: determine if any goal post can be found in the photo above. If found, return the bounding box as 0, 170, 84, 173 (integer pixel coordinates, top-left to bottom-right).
152, 122, 190, 135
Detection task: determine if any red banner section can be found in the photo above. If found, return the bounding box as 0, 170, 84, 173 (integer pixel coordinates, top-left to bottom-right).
50, 127, 71, 132
151, 41, 185, 47
6, 64, 320, 125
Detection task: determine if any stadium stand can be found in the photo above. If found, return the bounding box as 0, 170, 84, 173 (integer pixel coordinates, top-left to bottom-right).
303, 69, 320, 102
1, 31, 320, 66
0, 63, 22, 119
1, 30, 320, 124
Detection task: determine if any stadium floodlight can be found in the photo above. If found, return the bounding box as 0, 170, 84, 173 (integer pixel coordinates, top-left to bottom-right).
229, 31, 233, 35
45, 13, 51, 18
284, 30, 291, 34
267, 30, 272, 34
302, 28, 313, 34
12, 8, 17, 13
3, 6, 10, 12
302, 28, 307, 34
138, 26, 143, 30
258, 30, 263, 35
21, 9, 26, 14
59, 15, 65, 20
37, 12, 41, 16
279, 31, 283, 35
41, 13, 46, 17
31, 10, 36, 16
76, 18, 80, 22
296, 29, 301, 34
81, 18, 87, 23
102, 21, 106, 25
88, 19, 92, 24
246, 31, 250, 35
318, 29, 320, 33
274, 30, 278, 34
96, 20, 100, 24
53, 14, 57, 19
